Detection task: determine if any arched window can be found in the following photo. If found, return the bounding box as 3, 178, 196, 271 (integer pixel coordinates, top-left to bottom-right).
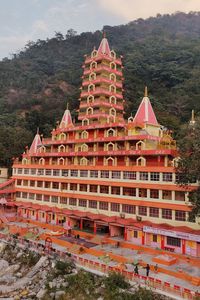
82, 118, 89, 126
39, 146, 46, 153
58, 157, 65, 165
109, 96, 116, 104
106, 157, 114, 166
87, 107, 93, 115
39, 158, 45, 165
107, 142, 115, 151
107, 115, 115, 123
110, 50, 116, 59
60, 133, 66, 140
58, 145, 65, 152
81, 130, 88, 139
88, 84, 95, 92
128, 116, 134, 123
91, 50, 98, 58
80, 157, 88, 166
107, 128, 115, 137
136, 156, 146, 166
90, 61, 97, 69
110, 62, 116, 70
110, 73, 116, 82
81, 143, 88, 152
136, 141, 145, 150
89, 72, 96, 81
110, 108, 116, 116
22, 158, 28, 165
87, 95, 94, 104
109, 84, 116, 93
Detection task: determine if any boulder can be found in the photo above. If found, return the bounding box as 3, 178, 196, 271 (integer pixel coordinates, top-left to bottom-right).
55, 290, 65, 299
36, 288, 46, 299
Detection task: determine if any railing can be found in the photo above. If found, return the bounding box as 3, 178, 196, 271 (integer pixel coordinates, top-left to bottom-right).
82, 78, 122, 88
83, 66, 122, 77
80, 88, 123, 99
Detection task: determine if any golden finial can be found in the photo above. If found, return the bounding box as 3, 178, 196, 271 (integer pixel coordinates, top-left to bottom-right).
37, 127, 39, 134
66, 103, 69, 110
144, 86, 148, 97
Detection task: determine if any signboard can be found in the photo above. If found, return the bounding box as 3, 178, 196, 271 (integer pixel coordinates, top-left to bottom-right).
143, 226, 200, 243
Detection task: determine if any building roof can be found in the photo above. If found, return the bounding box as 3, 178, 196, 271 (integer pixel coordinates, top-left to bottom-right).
59, 107, 73, 128
133, 88, 158, 126
97, 37, 111, 56
29, 132, 42, 154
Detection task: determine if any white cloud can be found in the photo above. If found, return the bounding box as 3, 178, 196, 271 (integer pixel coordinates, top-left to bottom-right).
98, 0, 200, 21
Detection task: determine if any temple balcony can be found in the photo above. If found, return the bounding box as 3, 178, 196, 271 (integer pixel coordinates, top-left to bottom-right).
83, 66, 122, 76
80, 88, 123, 99
79, 100, 124, 111
84, 55, 122, 65
82, 78, 122, 88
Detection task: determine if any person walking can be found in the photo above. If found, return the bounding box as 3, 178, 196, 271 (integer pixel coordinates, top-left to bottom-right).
154, 264, 158, 274
134, 265, 139, 275
146, 264, 150, 277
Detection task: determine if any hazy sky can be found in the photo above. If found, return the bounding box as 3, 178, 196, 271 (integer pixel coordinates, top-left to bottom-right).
0, 0, 200, 60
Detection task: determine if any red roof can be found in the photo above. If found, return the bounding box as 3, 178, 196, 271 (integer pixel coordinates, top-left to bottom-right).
133, 96, 158, 126
97, 37, 111, 56
59, 109, 73, 128
29, 133, 42, 154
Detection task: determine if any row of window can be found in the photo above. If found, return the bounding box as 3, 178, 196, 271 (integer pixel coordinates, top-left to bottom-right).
14, 168, 176, 182
16, 179, 186, 201
16, 192, 188, 222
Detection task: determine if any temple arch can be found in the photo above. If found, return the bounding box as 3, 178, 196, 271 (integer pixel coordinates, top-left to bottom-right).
81, 130, 88, 139
80, 157, 88, 166
87, 107, 93, 115
88, 83, 95, 92
109, 84, 116, 93
87, 95, 94, 104
81, 143, 88, 152
110, 62, 116, 70
58, 157, 65, 165
110, 50, 116, 59
136, 156, 146, 166
136, 140, 145, 150
60, 133, 66, 140
91, 49, 98, 58
90, 61, 97, 69
58, 145, 65, 152
82, 118, 89, 126
107, 128, 116, 137
107, 142, 115, 151
39, 158, 45, 165
89, 72, 96, 81
109, 95, 116, 104
109, 108, 116, 116
110, 73, 116, 82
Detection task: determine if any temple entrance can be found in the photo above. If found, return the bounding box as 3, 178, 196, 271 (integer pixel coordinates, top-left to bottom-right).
96, 222, 109, 235
82, 219, 94, 233
109, 224, 124, 238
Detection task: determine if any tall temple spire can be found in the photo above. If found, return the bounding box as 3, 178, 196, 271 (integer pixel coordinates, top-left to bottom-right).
97, 33, 111, 56
29, 131, 42, 154
133, 87, 158, 125
59, 104, 73, 128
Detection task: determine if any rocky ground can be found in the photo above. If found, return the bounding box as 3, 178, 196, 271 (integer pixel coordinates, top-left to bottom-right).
0, 240, 173, 300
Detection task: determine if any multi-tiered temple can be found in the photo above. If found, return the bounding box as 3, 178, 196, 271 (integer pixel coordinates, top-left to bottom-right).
9, 36, 200, 257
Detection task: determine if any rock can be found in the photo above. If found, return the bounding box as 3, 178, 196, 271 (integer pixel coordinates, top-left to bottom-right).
16, 272, 23, 278
16, 252, 23, 259
55, 290, 65, 299
50, 292, 55, 298
62, 282, 69, 288
21, 289, 29, 296
0, 259, 9, 269
14, 296, 21, 300
49, 281, 57, 289
0, 242, 6, 253
36, 288, 46, 299
29, 292, 37, 298
0, 274, 16, 284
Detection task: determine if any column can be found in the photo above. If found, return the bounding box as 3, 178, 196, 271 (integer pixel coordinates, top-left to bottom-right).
182, 239, 186, 255
36, 210, 38, 221
124, 227, 127, 241
80, 218, 83, 230
93, 222, 97, 234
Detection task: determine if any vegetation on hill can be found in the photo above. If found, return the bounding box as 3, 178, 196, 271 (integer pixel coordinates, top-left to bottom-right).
1, 12, 200, 166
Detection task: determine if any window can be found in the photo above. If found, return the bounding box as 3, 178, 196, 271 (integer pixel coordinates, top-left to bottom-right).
69, 198, 77, 206
37, 181, 43, 188
45, 169, 51, 176
149, 207, 159, 218
70, 183, 77, 191
80, 184, 87, 192
111, 203, 120, 212
90, 185, 98, 193
23, 180, 28, 186
80, 170, 88, 177
123, 171, 136, 180
53, 169, 60, 176
60, 197, 68, 204
163, 173, 172, 182
61, 183, 68, 190
101, 171, 109, 178
150, 172, 160, 181
51, 196, 58, 203
90, 170, 98, 178
62, 170, 68, 177
17, 179, 22, 185
139, 188, 147, 198
122, 204, 135, 214
112, 171, 121, 179
89, 200, 97, 209
100, 185, 109, 194
167, 236, 181, 247
79, 199, 87, 207
123, 187, 136, 197
16, 191, 21, 197
52, 182, 59, 189
175, 210, 186, 221
22, 192, 27, 198
162, 209, 172, 219
18, 168, 23, 174
175, 191, 185, 201
162, 190, 172, 200
71, 170, 78, 177
29, 193, 35, 200
150, 189, 159, 199
153, 234, 157, 242
31, 169, 36, 175
99, 202, 108, 210
36, 194, 42, 201
111, 186, 120, 195
139, 172, 148, 181
24, 169, 29, 174
44, 195, 50, 202
37, 169, 44, 175
45, 182, 51, 188
133, 231, 138, 238
139, 206, 147, 216
30, 180, 35, 187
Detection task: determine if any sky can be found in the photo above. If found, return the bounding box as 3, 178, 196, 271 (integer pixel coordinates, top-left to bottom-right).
0, 0, 200, 60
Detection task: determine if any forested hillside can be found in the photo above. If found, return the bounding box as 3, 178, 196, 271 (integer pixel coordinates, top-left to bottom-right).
1, 12, 200, 167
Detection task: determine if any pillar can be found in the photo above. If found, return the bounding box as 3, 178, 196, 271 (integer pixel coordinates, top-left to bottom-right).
161, 235, 165, 250
94, 222, 97, 234
80, 218, 83, 230
142, 232, 145, 245
36, 210, 38, 221
182, 239, 186, 255
124, 227, 127, 241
